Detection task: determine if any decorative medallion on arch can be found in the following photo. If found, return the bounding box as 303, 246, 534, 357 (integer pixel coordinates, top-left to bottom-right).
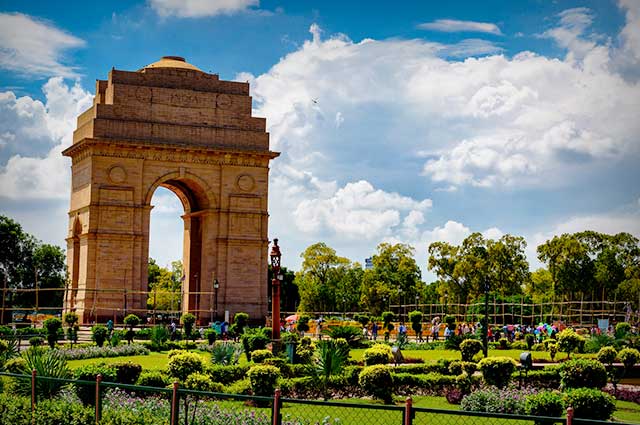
62, 56, 279, 323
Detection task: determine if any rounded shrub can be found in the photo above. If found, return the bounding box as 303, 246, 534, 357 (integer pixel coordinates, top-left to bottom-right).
596, 346, 617, 365
525, 390, 564, 419
180, 313, 197, 340
557, 328, 585, 358
167, 351, 205, 381
112, 361, 142, 385
477, 356, 517, 389
247, 365, 281, 397
204, 329, 217, 345
4, 357, 26, 374
136, 370, 169, 388
619, 348, 640, 371
92, 325, 108, 347
251, 349, 274, 364
184, 372, 224, 392
563, 388, 615, 420
449, 360, 477, 376
559, 358, 607, 389
615, 322, 631, 338
358, 365, 394, 404
498, 338, 510, 350
459, 339, 483, 362
362, 344, 392, 366
74, 363, 116, 405
28, 336, 44, 347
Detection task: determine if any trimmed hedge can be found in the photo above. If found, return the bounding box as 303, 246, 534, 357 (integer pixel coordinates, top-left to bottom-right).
359, 365, 393, 404
478, 356, 517, 389
559, 358, 607, 389
362, 344, 392, 366
563, 388, 616, 420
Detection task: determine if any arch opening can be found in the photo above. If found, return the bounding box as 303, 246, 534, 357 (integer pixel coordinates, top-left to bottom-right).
147, 175, 212, 321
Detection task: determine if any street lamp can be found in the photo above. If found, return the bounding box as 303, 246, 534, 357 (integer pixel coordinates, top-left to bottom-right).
483, 282, 490, 357
270, 238, 282, 354
213, 279, 219, 322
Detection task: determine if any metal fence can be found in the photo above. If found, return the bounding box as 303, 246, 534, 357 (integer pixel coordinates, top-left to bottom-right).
0, 371, 631, 425
1, 286, 635, 327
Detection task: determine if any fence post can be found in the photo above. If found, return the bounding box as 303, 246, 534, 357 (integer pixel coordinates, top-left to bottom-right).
404, 397, 413, 425
566, 407, 573, 425
272, 388, 282, 425
95, 373, 103, 424
31, 369, 36, 417
170, 381, 180, 425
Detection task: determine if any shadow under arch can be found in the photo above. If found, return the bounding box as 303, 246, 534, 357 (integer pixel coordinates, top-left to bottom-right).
144, 170, 218, 317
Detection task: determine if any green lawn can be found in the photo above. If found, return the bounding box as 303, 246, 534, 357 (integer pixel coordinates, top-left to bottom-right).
278, 396, 640, 424
349, 348, 595, 363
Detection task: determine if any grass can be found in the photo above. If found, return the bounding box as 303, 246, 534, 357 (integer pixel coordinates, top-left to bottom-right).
349, 348, 596, 363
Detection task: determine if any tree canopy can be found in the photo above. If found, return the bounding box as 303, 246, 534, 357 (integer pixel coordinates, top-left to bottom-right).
0, 215, 66, 310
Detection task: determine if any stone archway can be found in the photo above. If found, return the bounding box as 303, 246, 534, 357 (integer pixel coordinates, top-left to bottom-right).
62, 56, 279, 323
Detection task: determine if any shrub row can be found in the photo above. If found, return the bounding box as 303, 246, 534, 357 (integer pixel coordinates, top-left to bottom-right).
59, 343, 149, 360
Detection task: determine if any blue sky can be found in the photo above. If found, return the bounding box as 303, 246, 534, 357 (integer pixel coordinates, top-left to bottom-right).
0, 0, 639, 278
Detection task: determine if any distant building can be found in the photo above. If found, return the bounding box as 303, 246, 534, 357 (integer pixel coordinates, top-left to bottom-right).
365, 257, 373, 270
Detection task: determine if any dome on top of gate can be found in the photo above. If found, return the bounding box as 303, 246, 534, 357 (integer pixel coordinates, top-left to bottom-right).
143, 56, 202, 72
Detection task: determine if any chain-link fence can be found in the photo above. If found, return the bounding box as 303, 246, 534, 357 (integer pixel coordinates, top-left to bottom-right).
0, 371, 632, 425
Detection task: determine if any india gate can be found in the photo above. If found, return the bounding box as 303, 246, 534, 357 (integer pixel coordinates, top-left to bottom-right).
62, 56, 278, 324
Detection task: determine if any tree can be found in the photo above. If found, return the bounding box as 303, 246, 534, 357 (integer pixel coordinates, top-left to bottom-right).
537, 231, 640, 303
147, 259, 182, 311
295, 242, 355, 312
360, 243, 422, 315
429, 233, 529, 303
0, 215, 65, 311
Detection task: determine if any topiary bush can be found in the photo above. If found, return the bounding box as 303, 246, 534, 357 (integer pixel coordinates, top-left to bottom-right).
43, 317, 62, 349
233, 312, 249, 335
362, 344, 392, 366
73, 363, 116, 405
123, 314, 140, 345
250, 349, 274, 364
28, 336, 44, 347
180, 313, 196, 342
597, 346, 618, 365
498, 337, 510, 350
459, 339, 482, 362
448, 360, 477, 376
616, 322, 631, 338
557, 328, 585, 359
559, 358, 607, 389
247, 365, 281, 398
112, 361, 142, 385
184, 372, 224, 392
297, 315, 311, 334
204, 328, 217, 345
477, 356, 517, 388
167, 351, 205, 381
359, 365, 394, 404
91, 325, 109, 347
525, 334, 535, 350
619, 348, 640, 371
563, 388, 616, 420
136, 370, 169, 388
525, 390, 564, 420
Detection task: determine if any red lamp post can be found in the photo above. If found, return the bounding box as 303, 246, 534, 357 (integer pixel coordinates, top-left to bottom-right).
270, 238, 283, 354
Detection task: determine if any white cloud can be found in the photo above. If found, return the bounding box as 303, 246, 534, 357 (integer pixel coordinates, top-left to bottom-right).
0, 13, 85, 78
418, 19, 502, 36
292, 180, 431, 239
149, 0, 259, 18
423, 220, 471, 246
0, 78, 93, 199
